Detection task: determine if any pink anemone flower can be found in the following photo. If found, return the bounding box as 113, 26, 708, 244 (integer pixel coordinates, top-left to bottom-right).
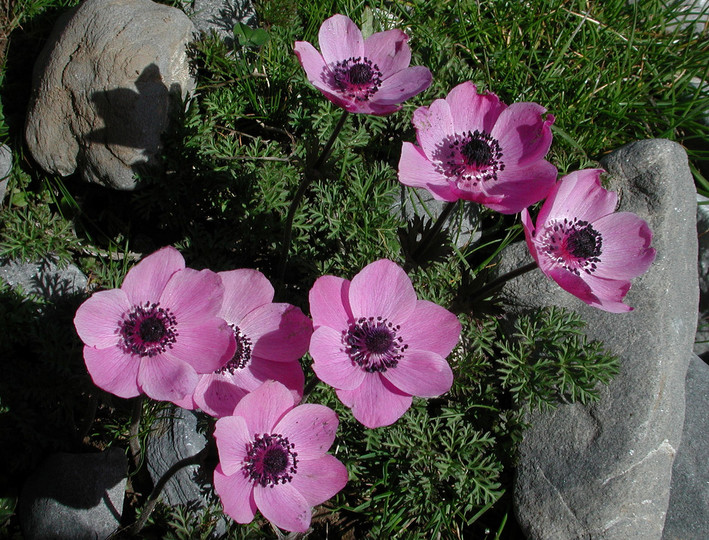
308, 259, 461, 428
398, 81, 557, 214
294, 14, 432, 115
521, 168, 656, 313
188, 269, 312, 417
213, 380, 348, 533
73, 246, 236, 403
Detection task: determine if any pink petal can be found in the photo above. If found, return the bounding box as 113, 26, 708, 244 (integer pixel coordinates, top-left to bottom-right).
580, 273, 634, 313
398, 142, 457, 201
194, 373, 248, 418
83, 345, 140, 398
160, 268, 223, 324
538, 169, 616, 225
165, 320, 235, 374
233, 380, 295, 434
492, 102, 554, 168
214, 415, 251, 475
348, 259, 417, 322
137, 354, 199, 402
170, 390, 197, 410
309, 275, 353, 330
546, 266, 598, 306
412, 99, 454, 162
214, 464, 257, 524
121, 246, 184, 304
241, 304, 312, 362
254, 482, 311, 533
482, 159, 558, 214
373, 66, 432, 106
74, 289, 130, 348
247, 358, 305, 401
218, 269, 274, 325
319, 14, 364, 67
445, 82, 506, 134
274, 404, 339, 460
294, 40, 329, 86
381, 350, 453, 397
521, 209, 542, 266
398, 300, 461, 358
310, 326, 366, 390
363, 29, 411, 78
336, 375, 413, 428
591, 212, 656, 280
290, 454, 348, 506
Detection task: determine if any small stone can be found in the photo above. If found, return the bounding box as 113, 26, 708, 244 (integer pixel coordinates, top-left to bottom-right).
0, 144, 10, 205
183, 0, 257, 44
0, 257, 88, 301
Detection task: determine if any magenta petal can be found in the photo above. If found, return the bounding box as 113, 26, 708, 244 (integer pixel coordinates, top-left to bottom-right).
592, 213, 656, 280
218, 269, 274, 325
310, 326, 366, 390
247, 358, 305, 402
137, 354, 199, 402
194, 373, 248, 418
319, 14, 363, 67
242, 304, 312, 362
547, 266, 598, 306
290, 454, 348, 506
233, 380, 295, 434
214, 464, 257, 524
166, 320, 234, 374
274, 404, 339, 460
445, 82, 506, 134
337, 375, 413, 428
492, 102, 554, 168
214, 415, 251, 475
539, 169, 616, 225
399, 300, 461, 358
483, 159, 558, 214
348, 259, 417, 322
521, 209, 542, 267
374, 66, 432, 106
363, 29, 411, 78
398, 142, 457, 201
412, 99, 454, 161
581, 274, 634, 313
382, 350, 453, 397
122, 246, 184, 304
74, 289, 130, 348
294, 40, 328, 84
254, 482, 311, 533
309, 275, 353, 329
83, 346, 140, 398
160, 268, 223, 323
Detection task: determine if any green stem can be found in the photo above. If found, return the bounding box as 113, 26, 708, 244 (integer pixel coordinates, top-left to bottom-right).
404, 201, 458, 272
128, 396, 144, 470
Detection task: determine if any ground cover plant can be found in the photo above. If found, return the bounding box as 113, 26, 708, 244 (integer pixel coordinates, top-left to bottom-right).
1, 0, 708, 537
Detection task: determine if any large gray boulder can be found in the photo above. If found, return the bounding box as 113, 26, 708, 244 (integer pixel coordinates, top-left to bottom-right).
505, 139, 697, 539
25, 0, 196, 190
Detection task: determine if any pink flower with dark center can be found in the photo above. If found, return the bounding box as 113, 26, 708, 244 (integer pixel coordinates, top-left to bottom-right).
213, 380, 348, 532
398, 81, 557, 214
308, 259, 461, 428
294, 14, 432, 115
73, 246, 236, 403
521, 169, 656, 312
189, 269, 312, 417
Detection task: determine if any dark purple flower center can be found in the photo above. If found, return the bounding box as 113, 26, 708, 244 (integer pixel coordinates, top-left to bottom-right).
331, 57, 383, 102
344, 316, 408, 373
537, 218, 603, 275
216, 325, 252, 373
434, 130, 504, 191
120, 302, 178, 357
242, 433, 298, 488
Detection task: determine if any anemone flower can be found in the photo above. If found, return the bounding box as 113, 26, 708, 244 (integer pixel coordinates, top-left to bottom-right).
213, 380, 348, 533
308, 259, 461, 428
294, 14, 432, 115
521, 169, 656, 313
189, 269, 312, 417
398, 81, 557, 214
73, 246, 236, 403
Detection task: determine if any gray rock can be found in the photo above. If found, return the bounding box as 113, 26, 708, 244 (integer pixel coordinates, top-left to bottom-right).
25, 0, 196, 190
0, 144, 10, 205
665, 0, 709, 34
663, 354, 709, 540
19, 448, 127, 540
696, 195, 709, 358
506, 139, 697, 539
183, 0, 256, 43
0, 257, 88, 300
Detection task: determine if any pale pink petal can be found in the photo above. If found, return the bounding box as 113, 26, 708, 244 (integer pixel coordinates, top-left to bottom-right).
581, 274, 634, 313
165, 320, 235, 374
194, 373, 247, 418
373, 66, 432, 106
592, 213, 656, 280
218, 269, 274, 324
274, 404, 339, 460
336, 375, 413, 428
74, 289, 130, 348
381, 350, 453, 397
121, 246, 184, 304
241, 304, 312, 362
247, 358, 304, 401
482, 159, 558, 214
213, 415, 251, 475
398, 142, 457, 201
311, 77, 357, 110
171, 390, 197, 410
160, 268, 223, 323
83, 346, 140, 398
309, 275, 353, 329
254, 482, 311, 533
137, 354, 199, 403
398, 300, 461, 357
492, 103, 554, 168
546, 266, 598, 306
445, 82, 506, 134
233, 380, 295, 434
348, 259, 417, 322
412, 99, 454, 161
366, 101, 404, 116
539, 169, 616, 225
294, 40, 329, 87
521, 209, 542, 266
290, 454, 348, 506
310, 326, 366, 390
214, 464, 257, 524
363, 29, 411, 78
319, 14, 364, 67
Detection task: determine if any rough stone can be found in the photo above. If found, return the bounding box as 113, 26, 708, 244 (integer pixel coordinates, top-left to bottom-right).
662, 354, 709, 540
506, 139, 697, 539
0, 257, 88, 300
0, 144, 10, 205
19, 448, 127, 540
25, 0, 196, 190
696, 194, 709, 358
183, 0, 256, 43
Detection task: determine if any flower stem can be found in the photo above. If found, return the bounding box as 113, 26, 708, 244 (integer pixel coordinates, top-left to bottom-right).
404, 200, 458, 272
128, 396, 144, 470
277, 111, 350, 289
470, 261, 538, 304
